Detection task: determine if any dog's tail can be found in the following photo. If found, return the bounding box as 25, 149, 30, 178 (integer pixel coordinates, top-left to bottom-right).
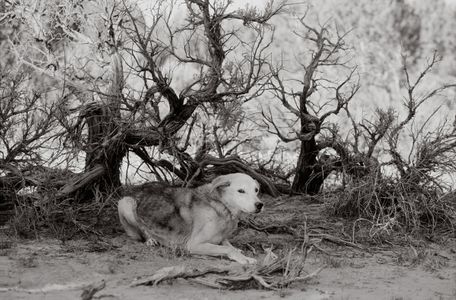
118, 196, 143, 241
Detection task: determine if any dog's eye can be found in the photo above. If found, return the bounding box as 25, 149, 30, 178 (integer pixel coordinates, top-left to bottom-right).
255, 188, 259, 193
238, 189, 245, 194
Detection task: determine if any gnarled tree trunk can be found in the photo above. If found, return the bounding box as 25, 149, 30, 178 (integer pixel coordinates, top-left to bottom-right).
58, 54, 127, 202
292, 137, 324, 195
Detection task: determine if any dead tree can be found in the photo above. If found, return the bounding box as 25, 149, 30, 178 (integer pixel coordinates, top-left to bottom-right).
264, 17, 359, 194
0, 0, 283, 208
113, 0, 285, 191
57, 54, 127, 200
29, 0, 286, 199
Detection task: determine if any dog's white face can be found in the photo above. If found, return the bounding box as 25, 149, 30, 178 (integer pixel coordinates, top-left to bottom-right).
211, 173, 263, 214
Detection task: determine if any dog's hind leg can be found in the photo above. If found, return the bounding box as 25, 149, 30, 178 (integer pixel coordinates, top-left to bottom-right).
118, 196, 170, 247
118, 196, 143, 241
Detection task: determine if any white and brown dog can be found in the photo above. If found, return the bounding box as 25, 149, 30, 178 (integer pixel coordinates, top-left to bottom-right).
118, 173, 263, 264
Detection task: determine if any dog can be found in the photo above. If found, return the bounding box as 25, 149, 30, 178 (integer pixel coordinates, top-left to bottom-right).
118, 173, 264, 264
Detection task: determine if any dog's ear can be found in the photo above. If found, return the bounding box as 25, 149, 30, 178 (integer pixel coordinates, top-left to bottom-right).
210, 175, 231, 193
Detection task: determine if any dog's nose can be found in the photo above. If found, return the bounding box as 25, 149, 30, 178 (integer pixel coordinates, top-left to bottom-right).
255, 202, 264, 212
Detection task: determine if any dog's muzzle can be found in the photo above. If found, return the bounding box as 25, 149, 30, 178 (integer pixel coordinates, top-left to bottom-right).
254, 202, 264, 213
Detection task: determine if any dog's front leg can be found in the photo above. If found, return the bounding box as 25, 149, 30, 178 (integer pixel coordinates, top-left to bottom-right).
222, 240, 257, 264
187, 242, 256, 265
222, 240, 237, 249
222, 240, 244, 255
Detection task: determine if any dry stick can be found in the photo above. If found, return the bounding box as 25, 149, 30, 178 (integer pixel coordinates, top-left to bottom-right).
81, 280, 106, 300
0, 280, 105, 294
300, 219, 310, 259
191, 273, 277, 290
277, 266, 325, 287
310, 240, 329, 255
252, 274, 275, 290
308, 233, 364, 250
215, 272, 277, 290
283, 248, 295, 278
131, 265, 231, 287
187, 277, 224, 289
241, 218, 296, 235
301, 219, 308, 248
257, 255, 290, 275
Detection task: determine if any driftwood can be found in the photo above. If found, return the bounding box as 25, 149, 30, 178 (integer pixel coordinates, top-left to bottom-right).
0, 280, 105, 295
80, 280, 106, 300
131, 265, 230, 287
132, 250, 324, 290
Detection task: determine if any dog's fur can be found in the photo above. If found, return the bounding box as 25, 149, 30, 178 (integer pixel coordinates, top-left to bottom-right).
118, 173, 263, 264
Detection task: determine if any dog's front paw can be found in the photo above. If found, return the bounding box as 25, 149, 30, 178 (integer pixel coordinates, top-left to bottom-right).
244, 256, 257, 264
228, 251, 257, 265
145, 238, 159, 247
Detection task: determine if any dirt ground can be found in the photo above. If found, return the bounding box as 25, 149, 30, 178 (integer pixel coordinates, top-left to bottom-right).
0, 234, 455, 300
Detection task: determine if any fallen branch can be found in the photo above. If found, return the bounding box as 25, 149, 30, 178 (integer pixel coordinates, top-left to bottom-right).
132, 250, 324, 290
276, 266, 324, 287
131, 265, 230, 286
56, 165, 105, 197
0, 281, 103, 294
308, 233, 364, 250
80, 280, 106, 300
215, 273, 276, 290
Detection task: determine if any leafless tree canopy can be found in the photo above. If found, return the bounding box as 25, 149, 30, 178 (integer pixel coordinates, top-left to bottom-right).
0, 0, 455, 235
263, 16, 360, 194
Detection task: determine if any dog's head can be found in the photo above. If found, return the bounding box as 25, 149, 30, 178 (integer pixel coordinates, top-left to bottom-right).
211, 173, 263, 214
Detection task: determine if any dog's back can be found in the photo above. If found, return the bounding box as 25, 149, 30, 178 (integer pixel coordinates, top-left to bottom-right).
123, 183, 192, 240
118, 181, 234, 246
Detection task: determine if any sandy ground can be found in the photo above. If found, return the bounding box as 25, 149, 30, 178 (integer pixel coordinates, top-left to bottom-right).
0, 235, 455, 300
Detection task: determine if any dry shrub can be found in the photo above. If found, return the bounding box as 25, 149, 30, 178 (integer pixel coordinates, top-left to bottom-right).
10, 188, 120, 240
328, 172, 456, 238
324, 52, 456, 240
